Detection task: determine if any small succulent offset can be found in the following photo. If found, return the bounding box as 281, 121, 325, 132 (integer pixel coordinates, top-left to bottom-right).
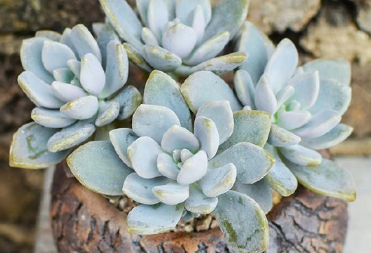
99, 0, 249, 75
67, 70, 276, 252
9, 24, 142, 169
233, 21, 356, 201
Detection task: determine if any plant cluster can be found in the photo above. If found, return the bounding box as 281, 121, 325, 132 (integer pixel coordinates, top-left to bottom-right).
9, 0, 356, 252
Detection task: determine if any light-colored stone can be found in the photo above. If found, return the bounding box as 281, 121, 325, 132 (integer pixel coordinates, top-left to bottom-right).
300, 5, 371, 65
350, 0, 371, 34
247, 0, 321, 34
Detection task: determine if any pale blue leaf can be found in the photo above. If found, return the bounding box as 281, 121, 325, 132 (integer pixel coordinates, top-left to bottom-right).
144, 70, 192, 130
268, 125, 301, 147
254, 75, 277, 115
111, 85, 142, 120
80, 53, 106, 96
185, 185, 218, 214
176, 0, 211, 26
123, 43, 152, 72
177, 150, 208, 185
31, 107, 76, 128
280, 144, 322, 167
10, 122, 69, 169
51, 81, 87, 102
95, 101, 120, 127
142, 45, 182, 71
161, 125, 199, 153
60, 96, 99, 120
234, 70, 255, 108
109, 128, 138, 167
162, 23, 197, 59
157, 153, 179, 180
142, 27, 159, 46
35, 30, 62, 41
67, 59, 81, 77
147, 0, 169, 40
199, 163, 236, 197
60, 28, 76, 54
277, 110, 311, 131
181, 71, 242, 113
153, 182, 189, 205
18, 71, 63, 109
94, 23, 120, 66
67, 141, 132, 196
42, 41, 76, 73
70, 24, 102, 62
53, 68, 74, 83
194, 116, 219, 159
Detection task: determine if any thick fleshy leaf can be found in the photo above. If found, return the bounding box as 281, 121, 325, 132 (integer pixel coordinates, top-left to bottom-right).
210, 142, 274, 184
288, 71, 320, 110
220, 110, 271, 151
153, 183, 189, 205
203, 0, 249, 41
161, 125, 199, 153
31, 107, 75, 128
276, 85, 294, 109
185, 185, 218, 214
264, 145, 298, 196
123, 43, 152, 72
181, 71, 242, 113
181, 149, 193, 162
237, 22, 269, 84
147, 0, 169, 40
109, 128, 138, 167
142, 45, 182, 71
254, 75, 277, 115
301, 124, 353, 150
100, 0, 143, 49
128, 137, 163, 178
53, 68, 74, 83
176, 0, 211, 25
264, 39, 298, 93
234, 70, 255, 108
95, 101, 120, 127
177, 150, 208, 185
51, 81, 87, 102
20, 37, 54, 83
185, 32, 230, 65
60, 28, 76, 53
94, 23, 120, 66
67, 59, 81, 77
292, 110, 341, 139
144, 70, 192, 130
80, 53, 106, 96
234, 180, 272, 214
194, 116, 219, 159
192, 4, 206, 43
302, 59, 351, 86
132, 104, 180, 143
199, 163, 236, 197
268, 125, 301, 147
309, 80, 351, 116
127, 203, 184, 235
35, 30, 62, 41
277, 110, 311, 131
288, 159, 356, 201
18, 71, 63, 109
142, 27, 159, 46
162, 23, 197, 59
9, 123, 69, 169
42, 41, 76, 73
214, 191, 269, 253
60, 96, 99, 120
280, 144, 322, 167
157, 153, 180, 180
67, 141, 131, 195
112, 85, 142, 120
123, 173, 168, 205
100, 41, 128, 98
180, 52, 246, 75
196, 100, 234, 144
47, 121, 96, 152
70, 24, 102, 62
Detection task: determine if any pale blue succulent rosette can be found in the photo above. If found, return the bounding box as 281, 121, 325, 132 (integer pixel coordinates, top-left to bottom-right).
232, 21, 356, 202
98, 0, 249, 75
9, 24, 142, 169
67, 70, 277, 252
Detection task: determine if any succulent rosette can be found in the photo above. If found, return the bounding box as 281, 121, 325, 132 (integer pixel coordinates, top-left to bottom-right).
233, 21, 356, 201
67, 70, 277, 252
98, 0, 249, 75
9, 24, 142, 169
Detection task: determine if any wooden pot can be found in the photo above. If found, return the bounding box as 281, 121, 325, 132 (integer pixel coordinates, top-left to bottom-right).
51, 160, 348, 253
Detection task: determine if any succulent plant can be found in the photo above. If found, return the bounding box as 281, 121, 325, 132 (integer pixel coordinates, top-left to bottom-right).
98, 0, 249, 75
67, 70, 278, 252
9, 24, 142, 169
233, 21, 356, 201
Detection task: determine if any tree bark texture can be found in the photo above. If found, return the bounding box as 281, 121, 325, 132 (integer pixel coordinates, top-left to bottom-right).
51, 161, 348, 253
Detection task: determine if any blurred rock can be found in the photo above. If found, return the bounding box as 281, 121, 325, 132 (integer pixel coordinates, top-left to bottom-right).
350, 0, 371, 34
300, 3, 371, 65
0, 0, 104, 33
247, 0, 321, 34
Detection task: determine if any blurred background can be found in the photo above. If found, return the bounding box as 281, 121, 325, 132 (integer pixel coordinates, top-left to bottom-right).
0, 0, 370, 252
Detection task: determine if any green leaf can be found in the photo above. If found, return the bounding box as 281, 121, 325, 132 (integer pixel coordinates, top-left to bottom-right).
209, 142, 274, 184
127, 203, 184, 235
203, 0, 250, 41
10, 123, 69, 169
214, 191, 269, 253
181, 71, 242, 113
67, 141, 132, 196
144, 70, 192, 130
287, 159, 356, 202
220, 110, 271, 151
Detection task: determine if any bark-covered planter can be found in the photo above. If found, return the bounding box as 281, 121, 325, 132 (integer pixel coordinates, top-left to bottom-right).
51, 159, 348, 253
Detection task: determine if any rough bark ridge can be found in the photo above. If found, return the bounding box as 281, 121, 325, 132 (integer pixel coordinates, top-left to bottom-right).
51, 162, 348, 253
